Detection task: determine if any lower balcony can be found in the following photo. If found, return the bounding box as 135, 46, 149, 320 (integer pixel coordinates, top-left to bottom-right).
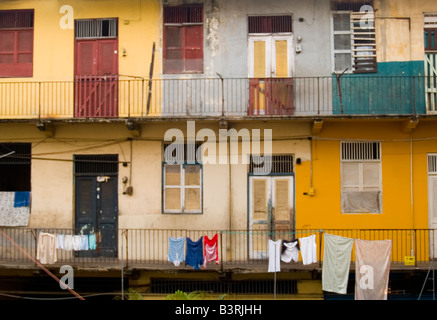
0, 75, 431, 120
0, 227, 436, 272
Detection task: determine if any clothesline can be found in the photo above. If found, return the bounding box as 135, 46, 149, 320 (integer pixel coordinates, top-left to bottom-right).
36, 231, 101, 265
219, 229, 324, 235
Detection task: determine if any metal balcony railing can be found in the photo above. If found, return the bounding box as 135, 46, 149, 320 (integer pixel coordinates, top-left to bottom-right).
0, 227, 436, 270
0, 76, 430, 119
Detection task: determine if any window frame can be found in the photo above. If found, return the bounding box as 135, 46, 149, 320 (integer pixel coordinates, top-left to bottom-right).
331, 9, 377, 74
163, 5, 204, 74
0, 9, 34, 78
162, 163, 203, 214
162, 142, 203, 214
340, 141, 382, 214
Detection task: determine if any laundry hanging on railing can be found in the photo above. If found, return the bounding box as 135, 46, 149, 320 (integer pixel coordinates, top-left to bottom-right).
268, 239, 282, 273
280, 239, 300, 263
299, 235, 318, 265
167, 234, 220, 270
36, 232, 57, 265
355, 239, 392, 300
36, 231, 100, 264
185, 237, 204, 270
168, 237, 186, 267
203, 234, 219, 268
322, 233, 354, 295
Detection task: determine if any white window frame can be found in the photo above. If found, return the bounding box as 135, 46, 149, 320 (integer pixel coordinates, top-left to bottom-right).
248, 34, 294, 78
331, 11, 354, 74
331, 10, 376, 74
340, 141, 382, 214
163, 163, 203, 214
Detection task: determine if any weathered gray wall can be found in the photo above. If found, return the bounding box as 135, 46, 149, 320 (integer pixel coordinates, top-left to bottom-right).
203, 0, 333, 78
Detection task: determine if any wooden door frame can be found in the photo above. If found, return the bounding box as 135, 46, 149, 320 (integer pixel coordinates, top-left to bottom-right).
247, 173, 295, 259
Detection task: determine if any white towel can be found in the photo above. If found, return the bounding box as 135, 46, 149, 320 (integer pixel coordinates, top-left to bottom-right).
64, 235, 73, 251
268, 239, 282, 272
55, 234, 64, 250
355, 239, 392, 300
299, 235, 318, 265
322, 234, 354, 294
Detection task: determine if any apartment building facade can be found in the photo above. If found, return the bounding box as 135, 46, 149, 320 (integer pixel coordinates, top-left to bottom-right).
0, 0, 436, 299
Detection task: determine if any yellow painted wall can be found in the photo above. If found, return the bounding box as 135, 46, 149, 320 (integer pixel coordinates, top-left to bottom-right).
0, 0, 161, 117
300, 119, 437, 230
0, 0, 160, 81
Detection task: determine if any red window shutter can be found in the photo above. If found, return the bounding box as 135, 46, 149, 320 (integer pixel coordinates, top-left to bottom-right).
184, 25, 203, 72
0, 10, 34, 77
99, 40, 117, 75
163, 5, 203, 74
164, 26, 183, 74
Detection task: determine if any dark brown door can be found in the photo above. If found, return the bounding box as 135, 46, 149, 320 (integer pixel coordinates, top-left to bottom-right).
74, 39, 118, 117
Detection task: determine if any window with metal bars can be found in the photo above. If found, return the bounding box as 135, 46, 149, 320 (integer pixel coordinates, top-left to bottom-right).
248, 16, 292, 34
0, 143, 31, 192
331, 1, 376, 74
75, 19, 118, 39
249, 155, 294, 175
0, 10, 34, 77
163, 5, 203, 74
74, 155, 119, 175
429, 154, 437, 174
340, 141, 382, 214
341, 141, 380, 161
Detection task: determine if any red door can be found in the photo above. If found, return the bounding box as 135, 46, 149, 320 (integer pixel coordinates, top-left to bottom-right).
74, 39, 118, 118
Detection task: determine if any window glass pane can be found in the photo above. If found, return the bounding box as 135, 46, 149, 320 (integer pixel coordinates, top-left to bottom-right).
334, 52, 352, 71
166, 27, 182, 48
165, 188, 181, 210
333, 13, 350, 31
334, 34, 351, 50
185, 188, 200, 210
185, 165, 200, 186
165, 165, 181, 186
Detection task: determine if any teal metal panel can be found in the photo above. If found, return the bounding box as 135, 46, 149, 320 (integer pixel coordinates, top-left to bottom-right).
332, 61, 426, 115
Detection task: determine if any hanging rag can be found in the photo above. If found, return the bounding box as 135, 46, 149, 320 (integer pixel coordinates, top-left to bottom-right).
73, 235, 82, 251
36, 232, 57, 264
14, 191, 30, 208
168, 237, 186, 267
280, 239, 300, 263
299, 234, 318, 265
322, 233, 354, 295
268, 239, 282, 272
80, 235, 89, 250
185, 237, 204, 270
64, 235, 73, 251
355, 239, 392, 300
203, 234, 219, 268
89, 233, 97, 250
55, 234, 65, 250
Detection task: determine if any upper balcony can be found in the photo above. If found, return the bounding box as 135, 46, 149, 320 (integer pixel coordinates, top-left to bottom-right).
0, 75, 432, 121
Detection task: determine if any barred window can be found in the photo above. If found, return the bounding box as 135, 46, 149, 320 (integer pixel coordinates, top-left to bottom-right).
341, 142, 382, 214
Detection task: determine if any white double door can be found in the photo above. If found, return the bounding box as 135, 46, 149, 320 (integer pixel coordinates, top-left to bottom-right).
248, 175, 294, 259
